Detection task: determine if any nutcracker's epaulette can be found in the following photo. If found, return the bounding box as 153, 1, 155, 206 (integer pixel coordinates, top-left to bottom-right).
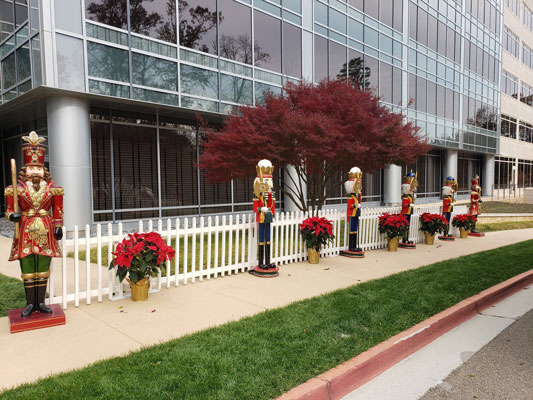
4, 186, 23, 196
50, 186, 64, 196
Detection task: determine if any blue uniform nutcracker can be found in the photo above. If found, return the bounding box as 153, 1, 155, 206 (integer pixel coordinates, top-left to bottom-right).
249, 160, 279, 278
399, 171, 417, 249
341, 167, 364, 258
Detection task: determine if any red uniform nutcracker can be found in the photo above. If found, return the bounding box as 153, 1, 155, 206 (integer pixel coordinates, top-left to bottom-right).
399, 171, 417, 249
249, 160, 279, 278
439, 176, 457, 241
4, 132, 64, 317
341, 167, 364, 258
468, 176, 484, 236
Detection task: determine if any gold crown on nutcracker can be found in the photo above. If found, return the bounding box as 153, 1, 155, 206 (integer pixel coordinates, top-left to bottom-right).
471, 175, 480, 184
22, 131, 46, 167
256, 159, 274, 177
348, 166, 363, 180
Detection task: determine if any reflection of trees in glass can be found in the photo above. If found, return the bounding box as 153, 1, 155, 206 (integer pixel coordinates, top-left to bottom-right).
85, 0, 128, 29
180, 64, 218, 99
88, 42, 129, 83
132, 53, 177, 91
337, 56, 371, 89
179, 0, 219, 53
467, 105, 497, 132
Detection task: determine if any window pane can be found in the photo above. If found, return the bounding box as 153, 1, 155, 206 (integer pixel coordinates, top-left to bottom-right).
329, 41, 346, 80
364, 0, 378, 19
283, 22, 301, 78
54, 0, 82, 34
1, 52, 16, 89
347, 48, 367, 88
85, 0, 127, 30
87, 42, 129, 83
254, 10, 281, 73
393, 0, 403, 32
314, 35, 328, 82
392, 66, 401, 105
446, 27, 455, 60
180, 64, 218, 99
437, 20, 446, 55
408, 73, 416, 108
16, 42, 30, 82
132, 52, 177, 91
417, 8, 428, 46
365, 55, 379, 91
255, 82, 281, 105
220, 74, 252, 104
131, 0, 177, 43
416, 76, 426, 112
445, 88, 453, 119
427, 81, 436, 115
218, 0, 252, 64
379, 61, 392, 103
330, 8, 346, 34
314, 0, 327, 25
178, 0, 217, 54
428, 15, 437, 51
15, 0, 27, 26
436, 85, 445, 118
57, 34, 85, 91
31, 35, 41, 87
409, 2, 417, 40
0, 0, 14, 41
380, 0, 393, 28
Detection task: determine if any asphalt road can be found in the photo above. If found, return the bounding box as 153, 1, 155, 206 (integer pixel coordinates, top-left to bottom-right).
421, 308, 533, 400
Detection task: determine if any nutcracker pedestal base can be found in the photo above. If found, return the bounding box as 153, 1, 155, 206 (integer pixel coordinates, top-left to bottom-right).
438, 235, 456, 241
340, 250, 365, 258
468, 232, 485, 237
249, 265, 279, 278
8, 304, 65, 334
398, 242, 416, 249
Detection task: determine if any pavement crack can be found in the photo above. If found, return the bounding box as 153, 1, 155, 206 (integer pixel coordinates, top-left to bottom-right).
78, 307, 145, 346
478, 312, 518, 321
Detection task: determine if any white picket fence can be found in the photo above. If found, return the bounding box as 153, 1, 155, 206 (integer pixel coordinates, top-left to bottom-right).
47, 205, 467, 309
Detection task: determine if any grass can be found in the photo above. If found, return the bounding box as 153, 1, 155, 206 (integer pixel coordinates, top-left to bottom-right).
477, 220, 533, 232
480, 201, 533, 213
2, 240, 532, 400
0, 273, 26, 317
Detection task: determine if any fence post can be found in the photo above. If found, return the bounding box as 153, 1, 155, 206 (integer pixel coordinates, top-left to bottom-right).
61, 227, 67, 309
74, 225, 79, 307
97, 224, 102, 302
85, 224, 91, 305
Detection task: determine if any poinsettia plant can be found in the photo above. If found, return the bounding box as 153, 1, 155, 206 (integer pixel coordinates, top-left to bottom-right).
419, 213, 448, 235
378, 213, 410, 239
452, 214, 477, 231
109, 232, 176, 284
300, 216, 335, 251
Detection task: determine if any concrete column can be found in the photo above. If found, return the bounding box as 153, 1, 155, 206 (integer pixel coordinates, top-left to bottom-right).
482, 154, 495, 198
383, 165, 402, 206
284, 165, 306, 212
444, 149, 458, 179
47, 96, 92, 230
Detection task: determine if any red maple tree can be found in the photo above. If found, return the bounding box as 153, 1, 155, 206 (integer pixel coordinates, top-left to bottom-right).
199, 80, 429, 213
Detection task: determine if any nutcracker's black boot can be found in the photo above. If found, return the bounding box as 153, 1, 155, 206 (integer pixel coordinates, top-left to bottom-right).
353, 233, 362, 252
35, 274, 52, 314
251, 244, 264, 272
471, 222, 478, 233
265, 244, 275, 269
21, 275, 36, 317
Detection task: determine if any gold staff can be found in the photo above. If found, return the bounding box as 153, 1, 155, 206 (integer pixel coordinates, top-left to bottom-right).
10, 159, 19, 239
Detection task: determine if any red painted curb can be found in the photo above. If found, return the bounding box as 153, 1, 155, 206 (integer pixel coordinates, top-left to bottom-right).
278, 270, 533, 400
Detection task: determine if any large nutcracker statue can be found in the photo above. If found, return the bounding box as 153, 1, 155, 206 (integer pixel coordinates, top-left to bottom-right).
249, 159, 279, 278
4, 132, 64, 317
399, 171, 418, 249
439, 176, 457, 241
468, 175, 485, 237
341, 167, 365, 258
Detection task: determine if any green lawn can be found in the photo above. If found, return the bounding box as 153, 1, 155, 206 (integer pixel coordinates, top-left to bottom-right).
2, 240, 532, 399
478, 220, 533, 232
480, 201, 533, 213
0, 273, 26, 317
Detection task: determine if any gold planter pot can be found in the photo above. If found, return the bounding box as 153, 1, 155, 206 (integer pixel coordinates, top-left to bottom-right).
459, 228, 469, 239
127, 277, 150, 301
424, 232, 435, 245
387, 237, 398, 252
307, 248, 320, 264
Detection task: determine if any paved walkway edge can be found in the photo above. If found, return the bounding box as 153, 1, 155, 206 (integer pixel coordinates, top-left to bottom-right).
277, 269, 533, 400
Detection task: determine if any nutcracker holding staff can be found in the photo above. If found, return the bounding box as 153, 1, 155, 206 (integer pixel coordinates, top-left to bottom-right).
4, 132, 64, 317
468, 176, 484, 237
249, 159, 279, 277
439, 176, 457, 241
399, 170, 417, 249
341, 167, 364, 258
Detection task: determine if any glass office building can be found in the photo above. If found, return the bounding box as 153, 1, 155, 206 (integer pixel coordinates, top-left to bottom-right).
0, 0, 501, 228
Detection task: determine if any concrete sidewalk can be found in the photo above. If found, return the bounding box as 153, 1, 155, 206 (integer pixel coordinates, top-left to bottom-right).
0, 229, 532, 391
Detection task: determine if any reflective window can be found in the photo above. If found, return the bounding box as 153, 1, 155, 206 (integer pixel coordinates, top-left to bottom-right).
392, 66, 401, 105
180, 64, 218, 99
54, 0, 82, 34
501, 114, 517, 138
502, 70, 519, 98
408, 73, 416, 108
503, 26, 519, 58
14, 0, 27, 26
220, 73, 253, 104
408, 2, 416, 40
132, 53, 178, 91
314, 35, 328, 82
1, 0, 15, 41
393, 0, 402, 32
87, 42, 129, 83
85, 0, 127, 30
254, 10, 281, 73
365, 55, 379, 91
315, 0, 327, 25
131, 0, 177, 43
364, 25, 378, 48
365, 0, 378, 19
347, 49, 368, 89
348, 0, 363, 12
57, 34, 85, 91
428, 15, 437, 51
330, 8, 346, 34
31, 35, 41, 87
445, 88, 453, 120
380, 0, 393, 28
1, 52, 15, 89
427, 81, 436, 116
218, 0, 252, 64
436, 85, 445, 118
417, 8, 427, 46
16, 42, 30, 82
379, 61, 392, 103
283, 22, 301, 78
255, 82, 281, 105
446, 27, 454, 60
437, 21, 446, 55
416, 76, 426, 113
179, 0, 217, 54
330, 41, 346, 80
349, 17, 363, 40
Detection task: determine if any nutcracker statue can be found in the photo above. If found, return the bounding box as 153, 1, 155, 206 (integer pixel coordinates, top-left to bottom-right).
438, 176, 457, 241
340, 167, 365, 258
468, 175, 485, 237
249, 159, 279, 278
4, 132, 64, 317
399, 170, 418, 249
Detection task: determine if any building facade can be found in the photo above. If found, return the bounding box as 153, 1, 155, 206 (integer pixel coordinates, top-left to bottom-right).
497, 0, 533, 195
0, 0, 500, 229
